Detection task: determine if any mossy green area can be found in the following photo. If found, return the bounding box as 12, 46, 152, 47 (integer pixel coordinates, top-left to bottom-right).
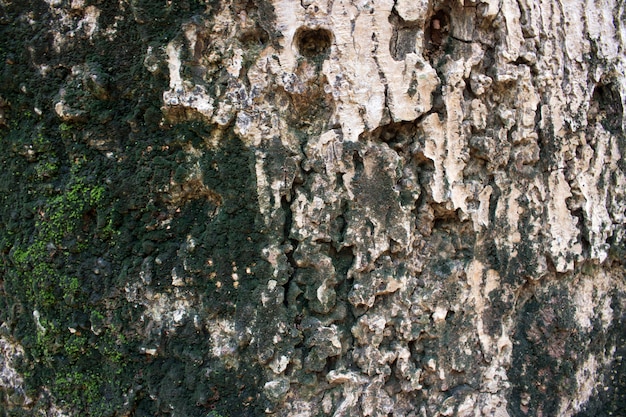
0, 1, 270, 416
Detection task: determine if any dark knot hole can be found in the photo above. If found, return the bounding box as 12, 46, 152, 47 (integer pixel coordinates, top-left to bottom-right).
295, 27, 333, 58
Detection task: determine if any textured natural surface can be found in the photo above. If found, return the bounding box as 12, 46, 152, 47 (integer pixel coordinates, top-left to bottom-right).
0, 0, 625, 416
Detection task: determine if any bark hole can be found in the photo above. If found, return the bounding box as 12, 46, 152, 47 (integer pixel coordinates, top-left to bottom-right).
424, 10, 450, 63
295, 27, 333, 58
590, 82, 623, 133
431, 202, 459, 229
238, 27, 269, 48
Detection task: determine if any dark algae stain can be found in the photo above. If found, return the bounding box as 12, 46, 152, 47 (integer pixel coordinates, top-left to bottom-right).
507, 278, 621, 417
0, 2, 268, 415
572, 292, 626, 417
509, 293, 574, 417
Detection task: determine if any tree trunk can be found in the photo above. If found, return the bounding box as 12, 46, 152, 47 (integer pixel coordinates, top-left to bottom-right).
0, 0, 624, 416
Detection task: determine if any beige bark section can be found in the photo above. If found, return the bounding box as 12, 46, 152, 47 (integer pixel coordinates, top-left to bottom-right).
271, 0, 439, 142
547, 171, 583, 272
154, 0, 626, 414
159, 0, 624, 270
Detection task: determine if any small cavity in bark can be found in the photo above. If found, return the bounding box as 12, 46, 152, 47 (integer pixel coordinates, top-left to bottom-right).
424, 10, 450, 63
295, 27, 333, 58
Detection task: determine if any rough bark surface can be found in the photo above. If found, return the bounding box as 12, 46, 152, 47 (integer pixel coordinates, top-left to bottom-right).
0, 0, 625, 416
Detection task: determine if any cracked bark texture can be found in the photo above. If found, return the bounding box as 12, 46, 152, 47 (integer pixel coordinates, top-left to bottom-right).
0, 0, 625, 416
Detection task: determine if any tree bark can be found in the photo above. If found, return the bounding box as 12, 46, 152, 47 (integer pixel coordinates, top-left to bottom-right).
0, 0, 624, 416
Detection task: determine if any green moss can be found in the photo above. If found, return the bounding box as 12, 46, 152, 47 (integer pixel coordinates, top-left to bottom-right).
0, 1, 273, 415
3, 154, 129, 413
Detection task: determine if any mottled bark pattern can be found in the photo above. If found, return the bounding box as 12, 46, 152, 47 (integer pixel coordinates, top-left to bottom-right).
0, 0, 624, 416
